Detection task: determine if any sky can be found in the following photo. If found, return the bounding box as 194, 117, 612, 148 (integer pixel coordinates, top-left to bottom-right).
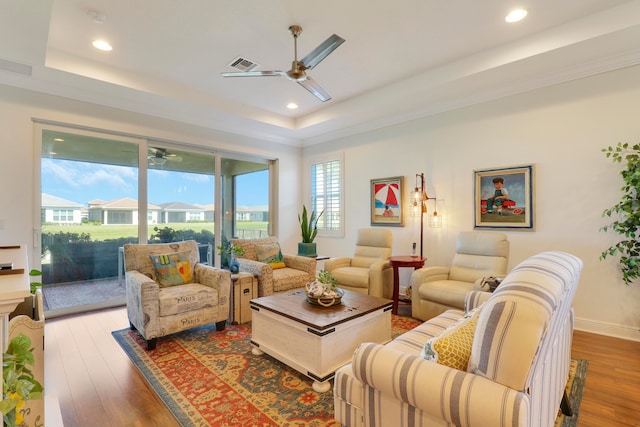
42, 158, 269, 207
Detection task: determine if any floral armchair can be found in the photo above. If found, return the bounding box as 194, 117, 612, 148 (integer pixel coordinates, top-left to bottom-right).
230, 237, 316, 296
124, 240, 231, 350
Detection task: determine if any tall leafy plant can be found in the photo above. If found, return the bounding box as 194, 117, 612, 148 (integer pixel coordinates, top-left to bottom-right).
600, 142, 640, 284
298, 206, 323, 243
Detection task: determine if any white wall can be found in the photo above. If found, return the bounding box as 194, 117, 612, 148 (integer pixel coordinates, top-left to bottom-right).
305, 65, 640, 341
0, 84, 302, 266
2, 64, 639, 341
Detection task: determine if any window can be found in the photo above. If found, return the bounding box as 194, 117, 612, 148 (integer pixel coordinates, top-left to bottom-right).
53, 209, 74, 222
220, 158, 270, 241
310, 153, 343, 237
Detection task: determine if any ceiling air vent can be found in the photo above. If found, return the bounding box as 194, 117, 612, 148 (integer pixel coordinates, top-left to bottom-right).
227, 56, 260, 72
0, 58, 32, 76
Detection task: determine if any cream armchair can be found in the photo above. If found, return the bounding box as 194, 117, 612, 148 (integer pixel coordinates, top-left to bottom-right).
124, 240, 231, 350
411, 231, 509, 321
230, 237, 316, 296
324, 228, 393, 299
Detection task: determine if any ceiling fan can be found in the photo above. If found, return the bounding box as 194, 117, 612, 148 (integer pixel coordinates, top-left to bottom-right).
148, 147, 182, 166
221, 25, 345, 102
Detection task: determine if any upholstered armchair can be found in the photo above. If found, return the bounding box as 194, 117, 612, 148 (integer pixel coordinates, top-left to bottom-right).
230, 237, 316, 296
324, 228, 393, 299
124, 240, 231, 350
411, 231, 509, 321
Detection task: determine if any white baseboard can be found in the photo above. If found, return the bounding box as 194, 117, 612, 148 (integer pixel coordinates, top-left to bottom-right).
45, 394, 64, 426
575, 317, 640, 342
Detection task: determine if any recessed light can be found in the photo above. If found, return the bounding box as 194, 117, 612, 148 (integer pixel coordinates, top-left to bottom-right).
287, 102, 299, 109
92, 40, 112, 51
505, 9, 527, 23
53, 138, 64, 142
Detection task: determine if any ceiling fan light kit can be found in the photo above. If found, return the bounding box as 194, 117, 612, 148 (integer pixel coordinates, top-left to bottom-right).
148, 148, 182, 166
222, 25, 345, 102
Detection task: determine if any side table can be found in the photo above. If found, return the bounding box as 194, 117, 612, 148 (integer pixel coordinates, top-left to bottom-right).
229, 272, 257, 324
389, 256, 427, 315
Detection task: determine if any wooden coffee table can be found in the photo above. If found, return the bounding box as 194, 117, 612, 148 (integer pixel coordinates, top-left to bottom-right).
250, 288, 393, 392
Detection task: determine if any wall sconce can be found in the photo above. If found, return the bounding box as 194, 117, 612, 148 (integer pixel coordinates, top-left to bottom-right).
413, 173, 440, 257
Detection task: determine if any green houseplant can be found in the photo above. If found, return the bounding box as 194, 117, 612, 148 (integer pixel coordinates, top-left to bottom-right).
305, 270, 343, 307
600, 142, 640, 284
216, 239, 245, 274
298, 205, 323, 257
1, 333, 44, 427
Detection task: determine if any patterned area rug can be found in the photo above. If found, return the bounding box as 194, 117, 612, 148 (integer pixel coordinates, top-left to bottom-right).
556, 358, 589, 427
112, 316, 587, 427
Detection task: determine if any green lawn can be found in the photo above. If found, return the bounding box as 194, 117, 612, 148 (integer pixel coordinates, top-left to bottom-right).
42, 222, 268, 241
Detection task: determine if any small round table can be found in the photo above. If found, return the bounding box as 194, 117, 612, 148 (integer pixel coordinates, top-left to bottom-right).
389, 256, 427, 315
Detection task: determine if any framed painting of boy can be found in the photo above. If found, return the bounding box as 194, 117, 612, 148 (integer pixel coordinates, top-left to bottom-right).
474, 164, 534, 230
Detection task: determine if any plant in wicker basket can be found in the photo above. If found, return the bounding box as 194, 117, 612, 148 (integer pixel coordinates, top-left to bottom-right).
305, 270, 343, 307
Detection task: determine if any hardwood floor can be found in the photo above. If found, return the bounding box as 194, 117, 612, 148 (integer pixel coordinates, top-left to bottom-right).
45, 306, 640, 427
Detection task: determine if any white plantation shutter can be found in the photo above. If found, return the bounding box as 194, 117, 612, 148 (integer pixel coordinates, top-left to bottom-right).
311, 157, 343, 236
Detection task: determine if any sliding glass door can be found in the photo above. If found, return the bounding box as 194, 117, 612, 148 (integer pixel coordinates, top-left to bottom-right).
40, 128, 141, 315
147, 143, 215, 263
38, 126, 274, 317
219, 157, 271, 250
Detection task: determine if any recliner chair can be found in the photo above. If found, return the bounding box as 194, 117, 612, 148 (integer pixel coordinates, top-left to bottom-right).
411, 231, 509, 321
324, 228, 393, 299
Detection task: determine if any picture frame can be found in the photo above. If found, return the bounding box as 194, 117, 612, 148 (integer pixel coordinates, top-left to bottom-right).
371, 176, 404, 226
474, 164, 534, 230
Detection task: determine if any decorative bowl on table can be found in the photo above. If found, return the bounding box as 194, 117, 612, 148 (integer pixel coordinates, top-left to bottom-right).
305, 281, 344, 307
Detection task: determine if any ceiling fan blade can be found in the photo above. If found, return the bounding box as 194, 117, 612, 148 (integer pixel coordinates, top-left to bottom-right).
221, 70, 286, 77
299, 34, 345, 70
298, 76, 331, 102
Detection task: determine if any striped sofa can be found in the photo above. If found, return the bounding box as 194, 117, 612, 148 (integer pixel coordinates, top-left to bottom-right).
334, 251, 583, 427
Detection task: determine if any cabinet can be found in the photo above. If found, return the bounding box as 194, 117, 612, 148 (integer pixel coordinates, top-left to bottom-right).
1, 245, 44, 426
9, 289, 44, 427
228, 272, 257, 324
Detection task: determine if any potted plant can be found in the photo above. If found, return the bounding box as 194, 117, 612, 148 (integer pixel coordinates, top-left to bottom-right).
305, 269, 343, 307
298, 205, 323, 257
600, 142, 640, 284
1, 333, 44, 427
216, 240, 245, 274
6, 270, 45, 427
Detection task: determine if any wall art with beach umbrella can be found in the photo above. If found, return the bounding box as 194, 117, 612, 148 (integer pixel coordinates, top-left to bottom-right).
371, 176, 404, 226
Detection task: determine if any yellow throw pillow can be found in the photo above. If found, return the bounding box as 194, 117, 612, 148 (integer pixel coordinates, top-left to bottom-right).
255, 242, 286, 269
421, 310, 479, 371
149, 251, 193, 287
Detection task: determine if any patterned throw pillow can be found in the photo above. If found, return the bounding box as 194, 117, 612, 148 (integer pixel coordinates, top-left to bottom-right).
149, 251, 193, 287
421, 309, 480, 371
255, 242, 286, 269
